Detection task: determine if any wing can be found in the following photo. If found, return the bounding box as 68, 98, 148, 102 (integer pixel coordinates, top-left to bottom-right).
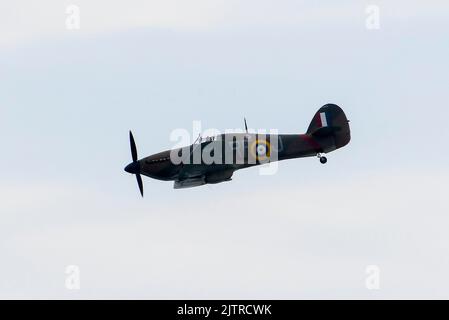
174, 167, 234, 189
173, 176, 206, 189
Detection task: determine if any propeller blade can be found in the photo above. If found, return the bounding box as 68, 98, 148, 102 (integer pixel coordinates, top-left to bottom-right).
129, 131, 138, 162
136, 174, 144, 197
244, 117, 248, 133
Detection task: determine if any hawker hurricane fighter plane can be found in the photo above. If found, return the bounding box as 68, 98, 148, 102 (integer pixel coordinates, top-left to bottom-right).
124, 103, 350, 195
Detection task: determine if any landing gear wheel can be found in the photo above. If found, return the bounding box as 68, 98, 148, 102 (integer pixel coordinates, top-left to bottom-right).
320, 156, 327, 164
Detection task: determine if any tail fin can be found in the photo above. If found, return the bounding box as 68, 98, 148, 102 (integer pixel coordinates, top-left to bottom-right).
307, 103, 351, 149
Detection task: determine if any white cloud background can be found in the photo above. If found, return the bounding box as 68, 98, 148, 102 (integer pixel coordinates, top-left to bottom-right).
1, 0, 449, 298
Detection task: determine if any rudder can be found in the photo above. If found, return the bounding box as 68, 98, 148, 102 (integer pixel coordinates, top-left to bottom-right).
306, 103, 351, 149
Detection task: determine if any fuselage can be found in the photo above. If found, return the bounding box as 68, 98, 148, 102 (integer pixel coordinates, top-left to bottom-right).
136, 132, 344, 182
124, 103, 351, 190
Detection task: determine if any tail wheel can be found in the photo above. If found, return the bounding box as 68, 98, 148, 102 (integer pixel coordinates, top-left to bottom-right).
317, 153, 327, 164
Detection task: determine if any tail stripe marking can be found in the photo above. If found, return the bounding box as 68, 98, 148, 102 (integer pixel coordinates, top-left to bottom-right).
319, 112, 328, 127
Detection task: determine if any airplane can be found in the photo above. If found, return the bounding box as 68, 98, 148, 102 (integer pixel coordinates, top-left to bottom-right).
124, 103, 350, 196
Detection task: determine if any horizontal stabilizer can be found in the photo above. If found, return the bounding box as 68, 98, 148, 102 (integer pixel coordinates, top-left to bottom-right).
310, 125, 341, 137
307, 104, 351, 149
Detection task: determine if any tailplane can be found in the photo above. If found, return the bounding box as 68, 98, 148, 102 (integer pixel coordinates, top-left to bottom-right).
307, 103, 351, 149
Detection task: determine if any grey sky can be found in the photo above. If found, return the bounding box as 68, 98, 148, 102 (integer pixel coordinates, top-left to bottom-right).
1, 1, 449, 298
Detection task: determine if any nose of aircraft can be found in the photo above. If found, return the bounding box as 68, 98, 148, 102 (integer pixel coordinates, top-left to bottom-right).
124, 161, 140, 174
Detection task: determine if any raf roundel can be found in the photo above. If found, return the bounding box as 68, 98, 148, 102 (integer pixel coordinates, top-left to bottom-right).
257, 144, 267, 156
250, 139, 271, 162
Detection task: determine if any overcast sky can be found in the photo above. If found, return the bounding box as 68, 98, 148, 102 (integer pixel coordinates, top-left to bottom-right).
1, 1, 449, 299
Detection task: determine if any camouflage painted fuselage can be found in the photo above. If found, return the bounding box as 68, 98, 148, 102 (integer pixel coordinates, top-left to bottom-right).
129, 104, 350, 189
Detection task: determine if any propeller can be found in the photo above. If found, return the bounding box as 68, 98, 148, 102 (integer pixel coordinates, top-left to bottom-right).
130, 130, 138, 162
244, 117, 248, 133
125, 131, 144, 197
